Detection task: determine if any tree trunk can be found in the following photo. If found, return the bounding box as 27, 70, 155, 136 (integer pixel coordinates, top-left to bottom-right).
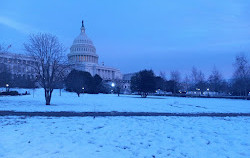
77, 93, 80, 97
46, 96, 51, 105
44, 89, 53, 105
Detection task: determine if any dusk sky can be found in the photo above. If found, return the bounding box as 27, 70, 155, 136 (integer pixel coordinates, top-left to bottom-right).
1, 0, 250, 79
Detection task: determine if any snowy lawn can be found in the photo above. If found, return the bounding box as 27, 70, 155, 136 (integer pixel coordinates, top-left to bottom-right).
0, 116, 249, 158
0, 89, 249, 113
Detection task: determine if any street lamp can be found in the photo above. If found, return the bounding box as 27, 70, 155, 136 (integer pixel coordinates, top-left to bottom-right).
6, 84, 9, 92
111, 82, 115, 94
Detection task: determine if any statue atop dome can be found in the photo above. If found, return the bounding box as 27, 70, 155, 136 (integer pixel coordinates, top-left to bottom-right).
81, 20, 85, 33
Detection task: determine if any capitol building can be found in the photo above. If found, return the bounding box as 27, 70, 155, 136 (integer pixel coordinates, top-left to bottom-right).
0, 21, 124, 87
68, 21, 122, 80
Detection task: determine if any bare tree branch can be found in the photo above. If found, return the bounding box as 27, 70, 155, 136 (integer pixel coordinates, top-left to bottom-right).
24, 33, 69, 105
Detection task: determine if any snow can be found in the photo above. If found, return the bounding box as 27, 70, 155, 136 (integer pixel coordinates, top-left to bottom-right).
0, 116, 249, 158
0, 88, 249, 113
1, 88, 250, 157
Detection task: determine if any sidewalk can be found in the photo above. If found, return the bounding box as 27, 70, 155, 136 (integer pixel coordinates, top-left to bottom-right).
1, 111, 250, 117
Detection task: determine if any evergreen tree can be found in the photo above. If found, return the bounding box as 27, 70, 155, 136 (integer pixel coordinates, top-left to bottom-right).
91, 74, 103, 94
131, 70, 156, 98
65, 70, 103, 96
65, 70, 86, 97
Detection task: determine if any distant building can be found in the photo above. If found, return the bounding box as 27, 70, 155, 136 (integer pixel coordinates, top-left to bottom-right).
67, 21, 122, 80
0, 52, 37, 79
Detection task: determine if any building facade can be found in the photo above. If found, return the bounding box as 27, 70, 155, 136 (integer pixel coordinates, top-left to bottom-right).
0, 52, 37, 79
67, 21, 122, 80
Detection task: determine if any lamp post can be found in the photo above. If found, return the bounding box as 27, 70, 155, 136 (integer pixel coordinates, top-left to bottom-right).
82, 87, 84, 94
6, 84, 9, 92
111, 82, 115, 94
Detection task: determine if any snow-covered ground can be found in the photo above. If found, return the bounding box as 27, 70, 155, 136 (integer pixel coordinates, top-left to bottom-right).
0, 88, 249, 113
0, 116, 249, 158
1, 89, 250, 157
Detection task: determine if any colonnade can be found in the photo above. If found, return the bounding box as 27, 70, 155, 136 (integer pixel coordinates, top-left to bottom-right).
97, 69, 115, 80
70, 55, 98, 63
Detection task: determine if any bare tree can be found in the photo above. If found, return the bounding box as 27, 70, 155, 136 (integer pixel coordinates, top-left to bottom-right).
170, 70, 181, 94
159, 71, 166, 80
232, 54, 250, 96
190, 66, 198, 85
113, 79, 123, 96
0, 44, 3, 52
182, 74, 190, 92
0, 43, 10, 53
208, 66, 224, 93
24, 33, 67, 105
190, 66, 207, 93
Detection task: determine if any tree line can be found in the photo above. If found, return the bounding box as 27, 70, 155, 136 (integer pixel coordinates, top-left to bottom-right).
130, 54, 250, 98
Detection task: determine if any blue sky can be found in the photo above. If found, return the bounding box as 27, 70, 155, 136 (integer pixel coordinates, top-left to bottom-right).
0, 0, 250, 79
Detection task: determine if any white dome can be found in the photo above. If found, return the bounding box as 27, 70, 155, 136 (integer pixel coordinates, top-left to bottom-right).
68, 21, 98, 64
73, 31, 94, 46
69, 21, 97, 55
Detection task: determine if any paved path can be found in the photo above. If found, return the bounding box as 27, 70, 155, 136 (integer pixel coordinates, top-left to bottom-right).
0, 111, 250, 117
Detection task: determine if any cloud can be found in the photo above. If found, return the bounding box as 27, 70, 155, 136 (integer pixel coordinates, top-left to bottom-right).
0, 16, 38, 34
